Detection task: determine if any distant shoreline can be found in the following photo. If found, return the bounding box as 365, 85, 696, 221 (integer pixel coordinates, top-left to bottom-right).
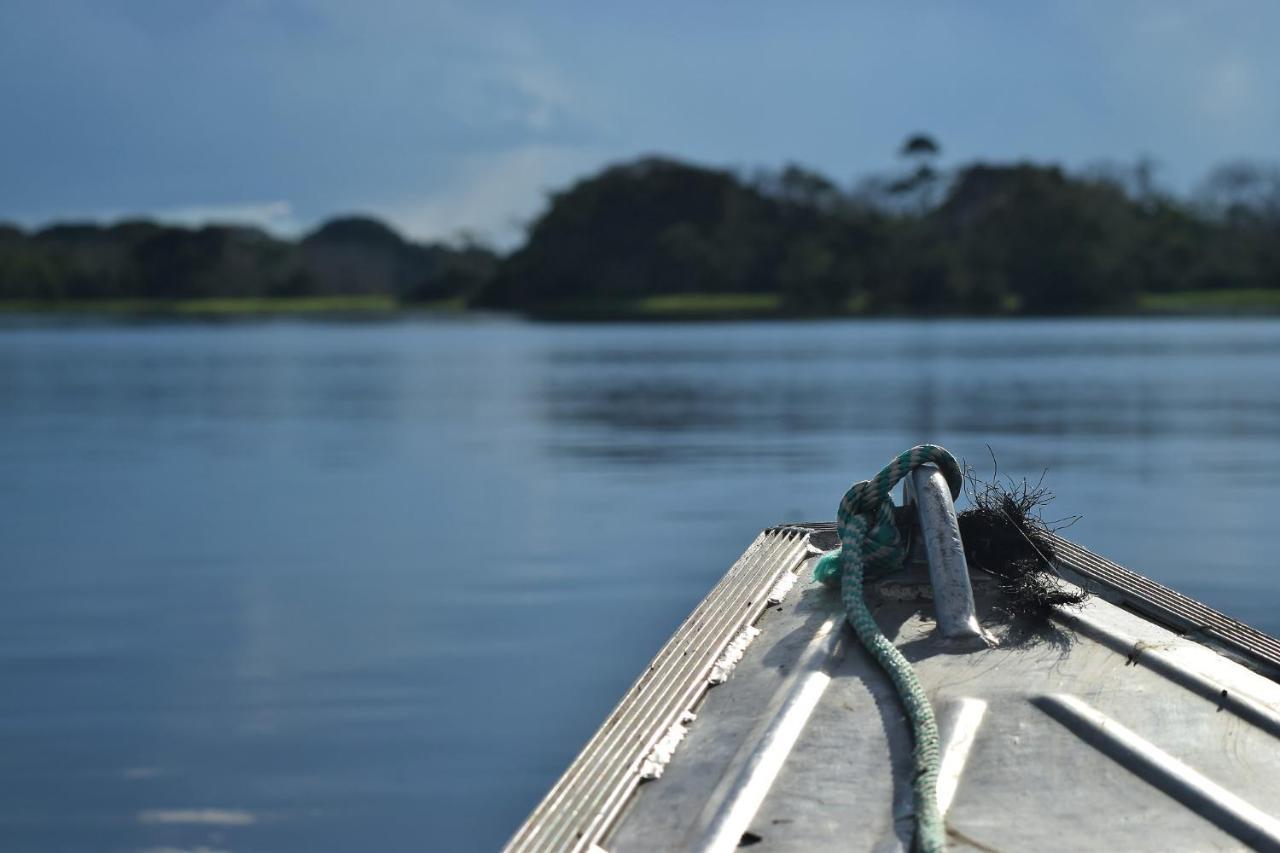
0, 295, 447, 319
9, 155, 1280, 320
3, 289, 1280, 322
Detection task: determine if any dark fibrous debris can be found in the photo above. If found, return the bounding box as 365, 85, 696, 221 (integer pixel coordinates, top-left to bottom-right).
957, 464, 1088, 621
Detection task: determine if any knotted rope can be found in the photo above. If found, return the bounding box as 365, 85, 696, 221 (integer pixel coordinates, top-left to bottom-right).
813, 444, 963, 853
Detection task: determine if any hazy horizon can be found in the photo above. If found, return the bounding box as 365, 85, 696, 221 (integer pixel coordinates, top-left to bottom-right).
4, 2, 1280, 247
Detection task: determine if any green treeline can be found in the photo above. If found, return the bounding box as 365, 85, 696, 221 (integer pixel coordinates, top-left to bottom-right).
5, 137, 1280, 316
0, 216, 497, 307
485, 140, 1280, 316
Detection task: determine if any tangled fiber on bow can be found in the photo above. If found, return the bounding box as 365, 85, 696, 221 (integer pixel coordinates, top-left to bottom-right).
956, 467, 1088, 621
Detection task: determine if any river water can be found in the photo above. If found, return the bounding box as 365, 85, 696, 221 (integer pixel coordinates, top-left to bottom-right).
1, 317, 1277, 851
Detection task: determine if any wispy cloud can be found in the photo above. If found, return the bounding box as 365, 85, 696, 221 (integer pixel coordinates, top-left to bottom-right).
375, 146, 610, 247
506, 62, 576, 133
137, 808, 256, 826
21, 200, 303, 236
145, 201, 301, 233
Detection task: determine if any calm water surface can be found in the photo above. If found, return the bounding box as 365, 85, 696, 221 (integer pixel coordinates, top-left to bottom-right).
1, 317, 1278, 851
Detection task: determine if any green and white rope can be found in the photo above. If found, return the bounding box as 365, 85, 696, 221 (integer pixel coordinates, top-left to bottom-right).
814, 444, 963, 853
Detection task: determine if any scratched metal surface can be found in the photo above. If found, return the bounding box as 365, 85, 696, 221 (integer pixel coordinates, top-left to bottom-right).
605, 541, 1280, 852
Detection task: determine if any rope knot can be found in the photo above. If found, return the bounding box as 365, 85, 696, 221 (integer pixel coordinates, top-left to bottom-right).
813, 491, 902, 584
814, 443, 965, 584
812, 443, 965, 853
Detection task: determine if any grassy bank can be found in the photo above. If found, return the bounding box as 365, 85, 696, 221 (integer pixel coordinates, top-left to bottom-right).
1138, 289, 1280, 314
532, 292, 785, 320
0, 295, 404, 317
5, 289, 1280, 320
536, 289, 1280, 319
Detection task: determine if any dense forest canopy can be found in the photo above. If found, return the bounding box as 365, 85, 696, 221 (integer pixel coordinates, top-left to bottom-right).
0, 216, 498, 305
4, 138, 1280, 315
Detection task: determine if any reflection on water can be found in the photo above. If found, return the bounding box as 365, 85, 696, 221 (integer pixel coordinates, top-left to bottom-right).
0, 317, 1278, 851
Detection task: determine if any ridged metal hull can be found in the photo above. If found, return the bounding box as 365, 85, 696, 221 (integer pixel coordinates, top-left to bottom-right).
506, 525, 1280, 852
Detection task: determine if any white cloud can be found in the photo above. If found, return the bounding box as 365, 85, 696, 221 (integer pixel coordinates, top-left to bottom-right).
43, 200, 304, 235
374, 146, 610, 248
146, 200, 302, 234
505, 62, 575, 133
20, 199, 305, 236
136, 808, 256, 826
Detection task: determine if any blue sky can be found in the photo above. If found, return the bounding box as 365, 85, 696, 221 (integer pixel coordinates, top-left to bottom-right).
2, 1, 1278, 246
